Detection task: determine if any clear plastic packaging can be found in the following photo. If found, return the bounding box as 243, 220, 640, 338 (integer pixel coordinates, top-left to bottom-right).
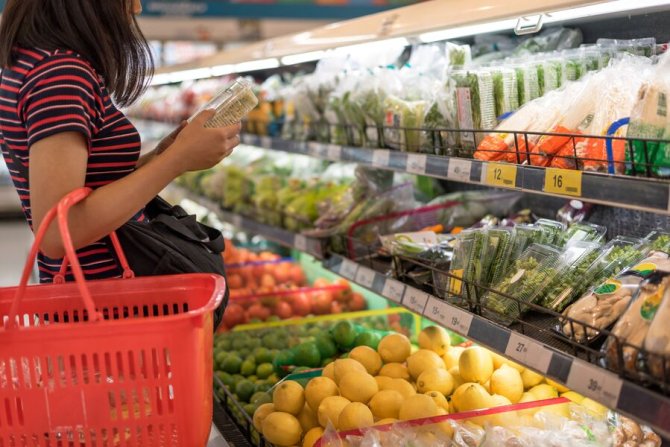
643, 277, 670, 382
508, 224, 546, 264
482, 227, 515, 288
559, 222, 606, 247
536, 56, 563, 95
452, 69, 497, 155
513, 62, 541, 106
535, 218, 567, 245
490, 67, 519, 120
189, 77, 258, 127
443, 229, 489, 305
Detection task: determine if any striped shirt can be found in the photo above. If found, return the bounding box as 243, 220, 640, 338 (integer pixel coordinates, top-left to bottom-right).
0, 48, 145, 283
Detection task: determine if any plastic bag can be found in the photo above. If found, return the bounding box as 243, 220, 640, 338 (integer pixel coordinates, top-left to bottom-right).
446, 42, 472, 67
428, 191, 523, 230
490, 66, 519, 121
452, 68, 497, 155
513, 27, 583, 55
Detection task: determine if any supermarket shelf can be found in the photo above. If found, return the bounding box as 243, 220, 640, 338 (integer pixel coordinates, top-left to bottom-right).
175, 186, 326, 259
322, 253, 670, 439
241, 134, 670, 215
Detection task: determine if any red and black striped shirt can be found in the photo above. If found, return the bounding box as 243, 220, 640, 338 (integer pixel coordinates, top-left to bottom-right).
0, 48, 145, 283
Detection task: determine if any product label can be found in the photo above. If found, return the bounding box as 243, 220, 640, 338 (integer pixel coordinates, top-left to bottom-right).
594, 279, 621, 296
629, 262, 658, 278
456, 87, 475, 144
384, 111, 403, 148
484, 162, 517, 188
640, 282, 666, 321
658, 92, 667, 117
544, 168, 582, 197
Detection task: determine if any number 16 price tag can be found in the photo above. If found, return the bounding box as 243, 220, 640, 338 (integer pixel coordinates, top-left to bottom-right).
544, 168, 582, 197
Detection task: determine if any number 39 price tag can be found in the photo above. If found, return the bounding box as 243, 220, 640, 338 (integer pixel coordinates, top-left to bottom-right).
544, 168, 582, 197
566, 360, 623, 408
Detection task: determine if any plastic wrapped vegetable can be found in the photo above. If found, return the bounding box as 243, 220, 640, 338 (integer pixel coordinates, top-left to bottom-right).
482, 227, 514, 288
446, 41, 472, 66
507, 224, 545, 264
452, 69, 497, 155
536, 56, 563, 95
383, 95, 428, 152
535, 218, 566, 245
643, 273, 670, 382
490, 67, 519, 121
440, 229, 489, 306
559, 222, 606, 247
513, 62, 541, 106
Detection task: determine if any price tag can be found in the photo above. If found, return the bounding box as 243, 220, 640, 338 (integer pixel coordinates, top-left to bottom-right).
423, 297, 450, 326
339, 259, 359, 280
544, 168, 582, 197
406, 154, 427, 175
484, 163, 518, 188
242, 134, 253, 145
308, 142, 322, 157
447, 158, 472, 182
355, 267, 376, 289
403, 287, 429, 314
260, 136, 272, 149
566, 360, 623, 409
372, 150, 390, 167
504, 333, 552, 374
443, 305, 473, 336
327, 145, 342, 161
294, 234, 308, 252
381, 279, 406, 303
231, 215, 243, 228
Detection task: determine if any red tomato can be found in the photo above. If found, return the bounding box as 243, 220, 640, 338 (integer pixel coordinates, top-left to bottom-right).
290, 293, 312, 316
311, 292, 333, 315
246, 303, 271, 321
333, 278, 353, 302
222, 303, 246, 328
330, 301, 343, 314
274, 301, 293, 319
348, 293, 367, 311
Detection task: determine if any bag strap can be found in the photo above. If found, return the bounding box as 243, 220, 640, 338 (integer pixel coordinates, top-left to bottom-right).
154, 214, 225, 253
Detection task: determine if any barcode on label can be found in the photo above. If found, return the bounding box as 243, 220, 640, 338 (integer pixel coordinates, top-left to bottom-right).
567, 187, 577, 193
381, 279, 405, 303
403, 287, 429, 314
339, 259, 359, 280
327, 145, 342, 161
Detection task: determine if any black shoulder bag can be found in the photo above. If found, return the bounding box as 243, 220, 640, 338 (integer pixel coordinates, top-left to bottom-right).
7, 150, 228, 330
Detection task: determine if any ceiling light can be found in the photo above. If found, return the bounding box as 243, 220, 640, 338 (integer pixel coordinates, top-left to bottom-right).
281, 51, 328, 66
333, 37, 410, 55
234, 58, 280, 72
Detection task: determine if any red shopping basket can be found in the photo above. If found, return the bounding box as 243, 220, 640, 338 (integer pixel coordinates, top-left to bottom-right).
0, 188, 226, 446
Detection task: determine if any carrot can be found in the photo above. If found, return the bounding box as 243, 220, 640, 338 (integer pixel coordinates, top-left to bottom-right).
420, 224, 444, 233
474, 135, 509, 161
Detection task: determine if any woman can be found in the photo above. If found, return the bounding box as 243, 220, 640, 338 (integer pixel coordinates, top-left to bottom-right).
0, 0, 239, 282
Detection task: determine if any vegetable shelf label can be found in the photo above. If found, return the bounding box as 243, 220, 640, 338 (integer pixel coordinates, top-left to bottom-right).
484, 163, 517, 188
504, 333, 552, 374
544, 168, 582, 197
566, 359, 623, 409
403, 287, 429, 314
406, 154, 427, 175
372, 150, 391, 168
447, 159, 472, 183
294, 235, 308, 253
327, 144, 342, 161
339, 259, 359, 280
382, 279, 406, 303
443, 304, 473, 335
424, 297, 451, 327
260, 136, 272, 149
355, 267, 376, 289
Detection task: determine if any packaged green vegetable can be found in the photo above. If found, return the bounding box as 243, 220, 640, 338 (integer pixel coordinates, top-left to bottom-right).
481, 227, 514, 288
536, 57, 562, 95
490, 67, 519, 121
507, 224, 545, 264
383, 95, 428, 152
513, 63, 541, 106
559, 222, 606, 247
535, 219, 566, 245
452, 69, 497, 155
439, 229, 488, 306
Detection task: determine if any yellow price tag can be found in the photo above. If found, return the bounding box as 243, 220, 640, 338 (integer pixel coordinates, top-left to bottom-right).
485, 163, 518, 188
544, 168, 582, 197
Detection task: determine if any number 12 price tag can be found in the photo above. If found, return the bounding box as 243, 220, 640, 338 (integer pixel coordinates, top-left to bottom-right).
484, 163, 517, 188
544, 168, 582, 197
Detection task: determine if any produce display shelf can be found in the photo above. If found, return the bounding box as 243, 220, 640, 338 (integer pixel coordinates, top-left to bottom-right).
321, 253, 670, 440
176, 186, 327, 259
241, 134, 670, 216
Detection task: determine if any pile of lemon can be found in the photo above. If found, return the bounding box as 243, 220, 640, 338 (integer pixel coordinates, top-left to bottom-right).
253, 326, 608, 447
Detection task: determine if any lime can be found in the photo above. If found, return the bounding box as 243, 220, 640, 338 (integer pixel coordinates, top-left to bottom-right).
214, 351, 228, 370
331, 321, 359, 350
221, 372, 235, 388
232, 338, 248, 351
266, 373, 280, 385
247, 375, 258, 383
293, 342, 322, 368
255, 382, 272, 393
243, 403, 257, 416
235, 379, 256, 403
354, 332, 381, 350
273, 350, 295, 378
321, 357, 334, 367
253, 347, 274, 365
262, 333, 275, 348
237, 348, 251, 359
231, 374, 245, 388
251, 391, 272, 407
315, 334, 338, 359
241, 359, 256, 377
257, 363, 274, 380
308, 327, 322, 337
222, 355, 243, 374
247, 338, 261, 349
218, 338, 232, 351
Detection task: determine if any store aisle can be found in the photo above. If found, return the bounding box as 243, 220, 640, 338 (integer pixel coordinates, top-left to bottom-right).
0, 220, 34, 286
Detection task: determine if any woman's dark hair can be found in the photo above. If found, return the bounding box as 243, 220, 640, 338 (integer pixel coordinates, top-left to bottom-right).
0, 0, 153, 107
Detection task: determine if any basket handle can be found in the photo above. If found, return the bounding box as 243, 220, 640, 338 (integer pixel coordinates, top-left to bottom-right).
8, 187, 133, 328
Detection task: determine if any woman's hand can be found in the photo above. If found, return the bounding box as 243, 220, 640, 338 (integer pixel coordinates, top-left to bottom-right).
164, 110, 241, 174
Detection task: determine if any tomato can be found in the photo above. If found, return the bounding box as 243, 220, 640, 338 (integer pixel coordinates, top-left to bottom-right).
274, 300, 293, 319
330, 301, 343, 314
311, 291, 333, 315
246, 303, 271, 321
348, 293, 367, 311
290, 293, 312, 316
222, 303, 246, 328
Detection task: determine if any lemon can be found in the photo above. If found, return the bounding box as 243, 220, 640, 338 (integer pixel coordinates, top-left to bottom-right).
424, 391, 449, 411
517, 392, 539, 418
483, 380, 491, 393
407, 349, 445, 380
418, 326, 451, 356
262, 412, 303, 447
322, 362, 335, 382
349, 346, 383, 375
580, 398, 608, 419
374, 417, 398, 426
399, 394, 440, 420
339, 371, 378, 403
521, 369, 543, 389
369, 390, 403, 420
374, 375, 394, 390
378, 363, 410, 380
448, 366, 464, 389
305, 377, 339, 411
333, 359, 367, 385
528, 384, 558, 400
302, 427, 325, 447
297, 404, 319, 432
535, 401, 570, 421
442, 346, 464, 369
490, 351, 525, 373
253, 403, 275, 431
386, 378, 416, 399
416, 369, 454, 395
490, 364, 524, 403
560, 391, 584, 404
545, 378, 570, 393
459, 347, 493, 385
488, 394, 518, 427
273, 381, 305, 415
489, 394, 512, 407
338, 402, 374, 430
377, 333, 411, 363
451, 383, 491, 413
317, 396, 351, 427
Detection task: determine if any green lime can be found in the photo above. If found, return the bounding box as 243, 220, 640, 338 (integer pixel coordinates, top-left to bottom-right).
256, 363, 274, 379
222, 355, 242, 374
241, 359, 256, 376
243, 403, 257, 416
354, 332, 381, 350
247, 375, 258, 383
266, 373, 280, 385
250, 391, 272, 407
315, 334, 337, 359
231, 374, 245, 388
214, 351, 228, 370
267, 315, 280, 322
261, 333, 275, 348
217, 338, 232, 351
253, 347, 273, 364
292, 342, 321, 368
273, 350, 294, 378
237, 348, 251, 359
308, 327, 322, 337
321, 357, 334, 367
331, 321, 358, 350
232, 338, 248, 351
235, 379, 256, 403
220, 372, 235, 388
255, 382, 272, 393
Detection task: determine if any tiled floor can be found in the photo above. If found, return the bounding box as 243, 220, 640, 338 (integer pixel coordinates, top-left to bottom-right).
0, 220, 35, 286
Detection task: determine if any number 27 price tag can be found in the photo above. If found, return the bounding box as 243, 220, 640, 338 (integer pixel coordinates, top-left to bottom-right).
544, 168, 582, 197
